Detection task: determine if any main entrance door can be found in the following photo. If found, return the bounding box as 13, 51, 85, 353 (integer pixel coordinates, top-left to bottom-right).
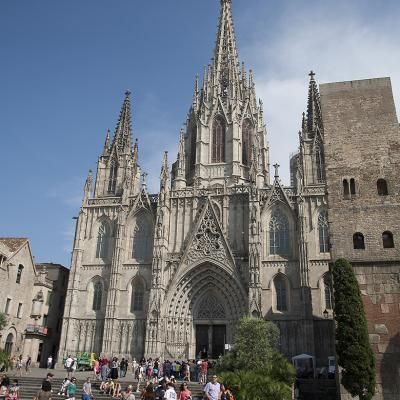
196, 325, 226, 359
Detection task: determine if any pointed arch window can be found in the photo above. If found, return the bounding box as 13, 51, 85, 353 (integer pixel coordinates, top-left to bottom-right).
92, 281, 102, 311
350, 178, 356, 195
108, 160, 118, 193
242, 119, 253, 166
315, 146, 325, 183
323, 274, 333, 310
131, 280, 144, 312
343, 179, 350, 199
377, 179, 388, 196
382, 231, 394, 248
96, 222, 109, 259
16, 264, 24, 284
212, 117, 226, 163
132, 214, 152, 261
318, 211, 329, 253
353, 232, 365, 250
190, 126, 197, 172
269, 209, 289, 256
5, 333, 14, 355
274, 275, 288, 312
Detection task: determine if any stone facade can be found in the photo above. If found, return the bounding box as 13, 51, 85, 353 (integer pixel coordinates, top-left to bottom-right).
60, 1, 333, 365
320, 78, 400, 399
0, 239, 68, 367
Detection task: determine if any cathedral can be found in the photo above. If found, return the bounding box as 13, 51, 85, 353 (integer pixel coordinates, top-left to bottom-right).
60, 2, 400, 395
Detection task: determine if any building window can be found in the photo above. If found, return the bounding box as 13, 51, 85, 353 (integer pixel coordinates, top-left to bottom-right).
242, 119, 253, 166
350, 178, 356, 195
5, 333, 13, 355
42, 314, 48, 327
108, 160, 118, 193
92, 281, 103, 311
274, 275, 287, 312
131, 280, 144, 312
353, 232, 365, 250
16, 265, 23, 284
315, 147, 325, 183
323, 274, 333, 310
132, 214, 152, 261
343, 179, 350, 199
5, 298, 11, 315
377, 179, 388, 196
17, 303, 22, 318
211, 117, 226, 163
318, 211, 329, 253
382, 231, 394, 248
96, 222, 109, 259
269, 209, 289, 256
46, 291, 52, 306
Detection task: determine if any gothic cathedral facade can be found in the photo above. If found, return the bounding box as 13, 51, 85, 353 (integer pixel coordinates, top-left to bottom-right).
60, 0, 334, 363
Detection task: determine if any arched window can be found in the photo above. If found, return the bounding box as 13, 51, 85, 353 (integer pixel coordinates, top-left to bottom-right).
382, 231, 394, 248
5, 333, 13, 354
323, 274, 333, 310
132, 214, 152, 261
343, 179, 350, 199
108, 160, 118, 193
318, 211, 329, 253
92, 281, 102, 311
96, 222, 109, 259
353, 232, 365, 250
190, 126, 197, 172
350, 178, 356, 195
377, 179, 388, 196
212, 117, 226, 163
131, 280, 145, 312
315, 147, 325, 183
16, 264, 24, 284
269, 209, 289, 256
274, 275, 288, 312
242, 119, 253, 166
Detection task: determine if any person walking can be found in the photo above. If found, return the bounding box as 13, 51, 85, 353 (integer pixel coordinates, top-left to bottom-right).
204, 375, 220, 400
66, 377, 77, 400
25, 356, 31, 374
46, 356, 53, 370
82, 377, 92, 400
164, 381, 177, 400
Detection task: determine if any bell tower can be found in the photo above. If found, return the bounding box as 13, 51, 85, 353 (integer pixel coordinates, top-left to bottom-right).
172, 0, 269, 189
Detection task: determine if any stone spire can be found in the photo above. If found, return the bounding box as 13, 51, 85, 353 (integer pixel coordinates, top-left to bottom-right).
173, 129, 187, 189
306, 71, 323, 135
111, 90, 133, 154
103, 129, 111, 156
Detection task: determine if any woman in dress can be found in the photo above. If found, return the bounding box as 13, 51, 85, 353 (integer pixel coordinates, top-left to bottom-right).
178, 383, 191, 400
110, 357, 119, 380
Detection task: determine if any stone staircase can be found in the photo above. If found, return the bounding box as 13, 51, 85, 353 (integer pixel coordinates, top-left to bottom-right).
17, 376, 205, 399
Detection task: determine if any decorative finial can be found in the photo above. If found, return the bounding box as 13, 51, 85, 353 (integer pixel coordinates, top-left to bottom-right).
273, 163, 280, 179
125, 90, 131, 97
141, 172, 148, 185
309, 71, 315, 80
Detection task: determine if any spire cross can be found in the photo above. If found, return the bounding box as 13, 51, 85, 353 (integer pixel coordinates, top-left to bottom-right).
309, 70, 315, 80
273, 163, 280, 179
141, 172, 148, 184
125, 90, 131, 97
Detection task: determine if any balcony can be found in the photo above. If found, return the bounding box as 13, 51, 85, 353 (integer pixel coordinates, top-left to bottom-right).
25, 324, 48, 337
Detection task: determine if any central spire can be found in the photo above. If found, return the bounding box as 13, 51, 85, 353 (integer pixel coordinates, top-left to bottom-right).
111, 90, 133, 154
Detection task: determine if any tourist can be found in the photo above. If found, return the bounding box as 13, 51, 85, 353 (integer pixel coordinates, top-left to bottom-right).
183, 362, 190, 382
57, 377, 70, 396
15, 358, 22, 378
125, 384, 136, 400
82, 377, 92, 400
203, 375, 220, 400
47, 356, 53, 369
132, 358, 138, 378
64, 355, 74, 378
219, 384, 233, 400
66, 377, 77, 400
142, 382, 155, 400
6, 379, 19, 400
25, 356, 31, 374
110, 357, 119, 379
120, 357, 128, 378
200, 359, 208, 384
155, 378, 166, 400
164, 381, 177, 400
41, 373, 54, 393
178, 383, 191, 400
71, 358, 77, 376
0, 376, 8, 400
33, 389, 51, 400
93, 357, 100, 380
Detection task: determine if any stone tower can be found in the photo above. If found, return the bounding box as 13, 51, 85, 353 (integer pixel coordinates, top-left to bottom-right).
60, 0, 334, 363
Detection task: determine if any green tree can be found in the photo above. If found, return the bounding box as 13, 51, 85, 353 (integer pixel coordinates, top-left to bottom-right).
0, 312, 7, 331
332, 258, 375, 400
217, 317, 295, 400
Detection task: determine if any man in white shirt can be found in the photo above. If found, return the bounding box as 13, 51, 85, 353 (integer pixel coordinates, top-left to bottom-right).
164, 381, 177, 400
204, 375, 220, 400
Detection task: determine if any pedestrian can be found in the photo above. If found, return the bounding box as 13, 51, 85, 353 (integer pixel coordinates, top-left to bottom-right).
131, 358, 138, 378
110, 357, 119, 379
57, 377, 70, 396
47, 356, 53, 370
82, 377, 92, 400
164, 381, 177, 400
66, 377, 77, 400
203, 375, 220, 400
41, 373, 54, 393
142, 382, 155, 400
120, 357, 127, 378
123, 384, 135, 400
6, 379, 19, 400
64, 355, 74, 379
220, 384, 233, 400
178, 383, 191, 400
25, 356, 31, 374
15, 359, 22, 378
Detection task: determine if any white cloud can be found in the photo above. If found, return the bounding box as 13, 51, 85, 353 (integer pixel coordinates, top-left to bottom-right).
241, 1, 400, 184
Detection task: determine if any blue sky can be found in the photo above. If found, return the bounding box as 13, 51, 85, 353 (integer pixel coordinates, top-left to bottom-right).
1, 0, 400, 267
